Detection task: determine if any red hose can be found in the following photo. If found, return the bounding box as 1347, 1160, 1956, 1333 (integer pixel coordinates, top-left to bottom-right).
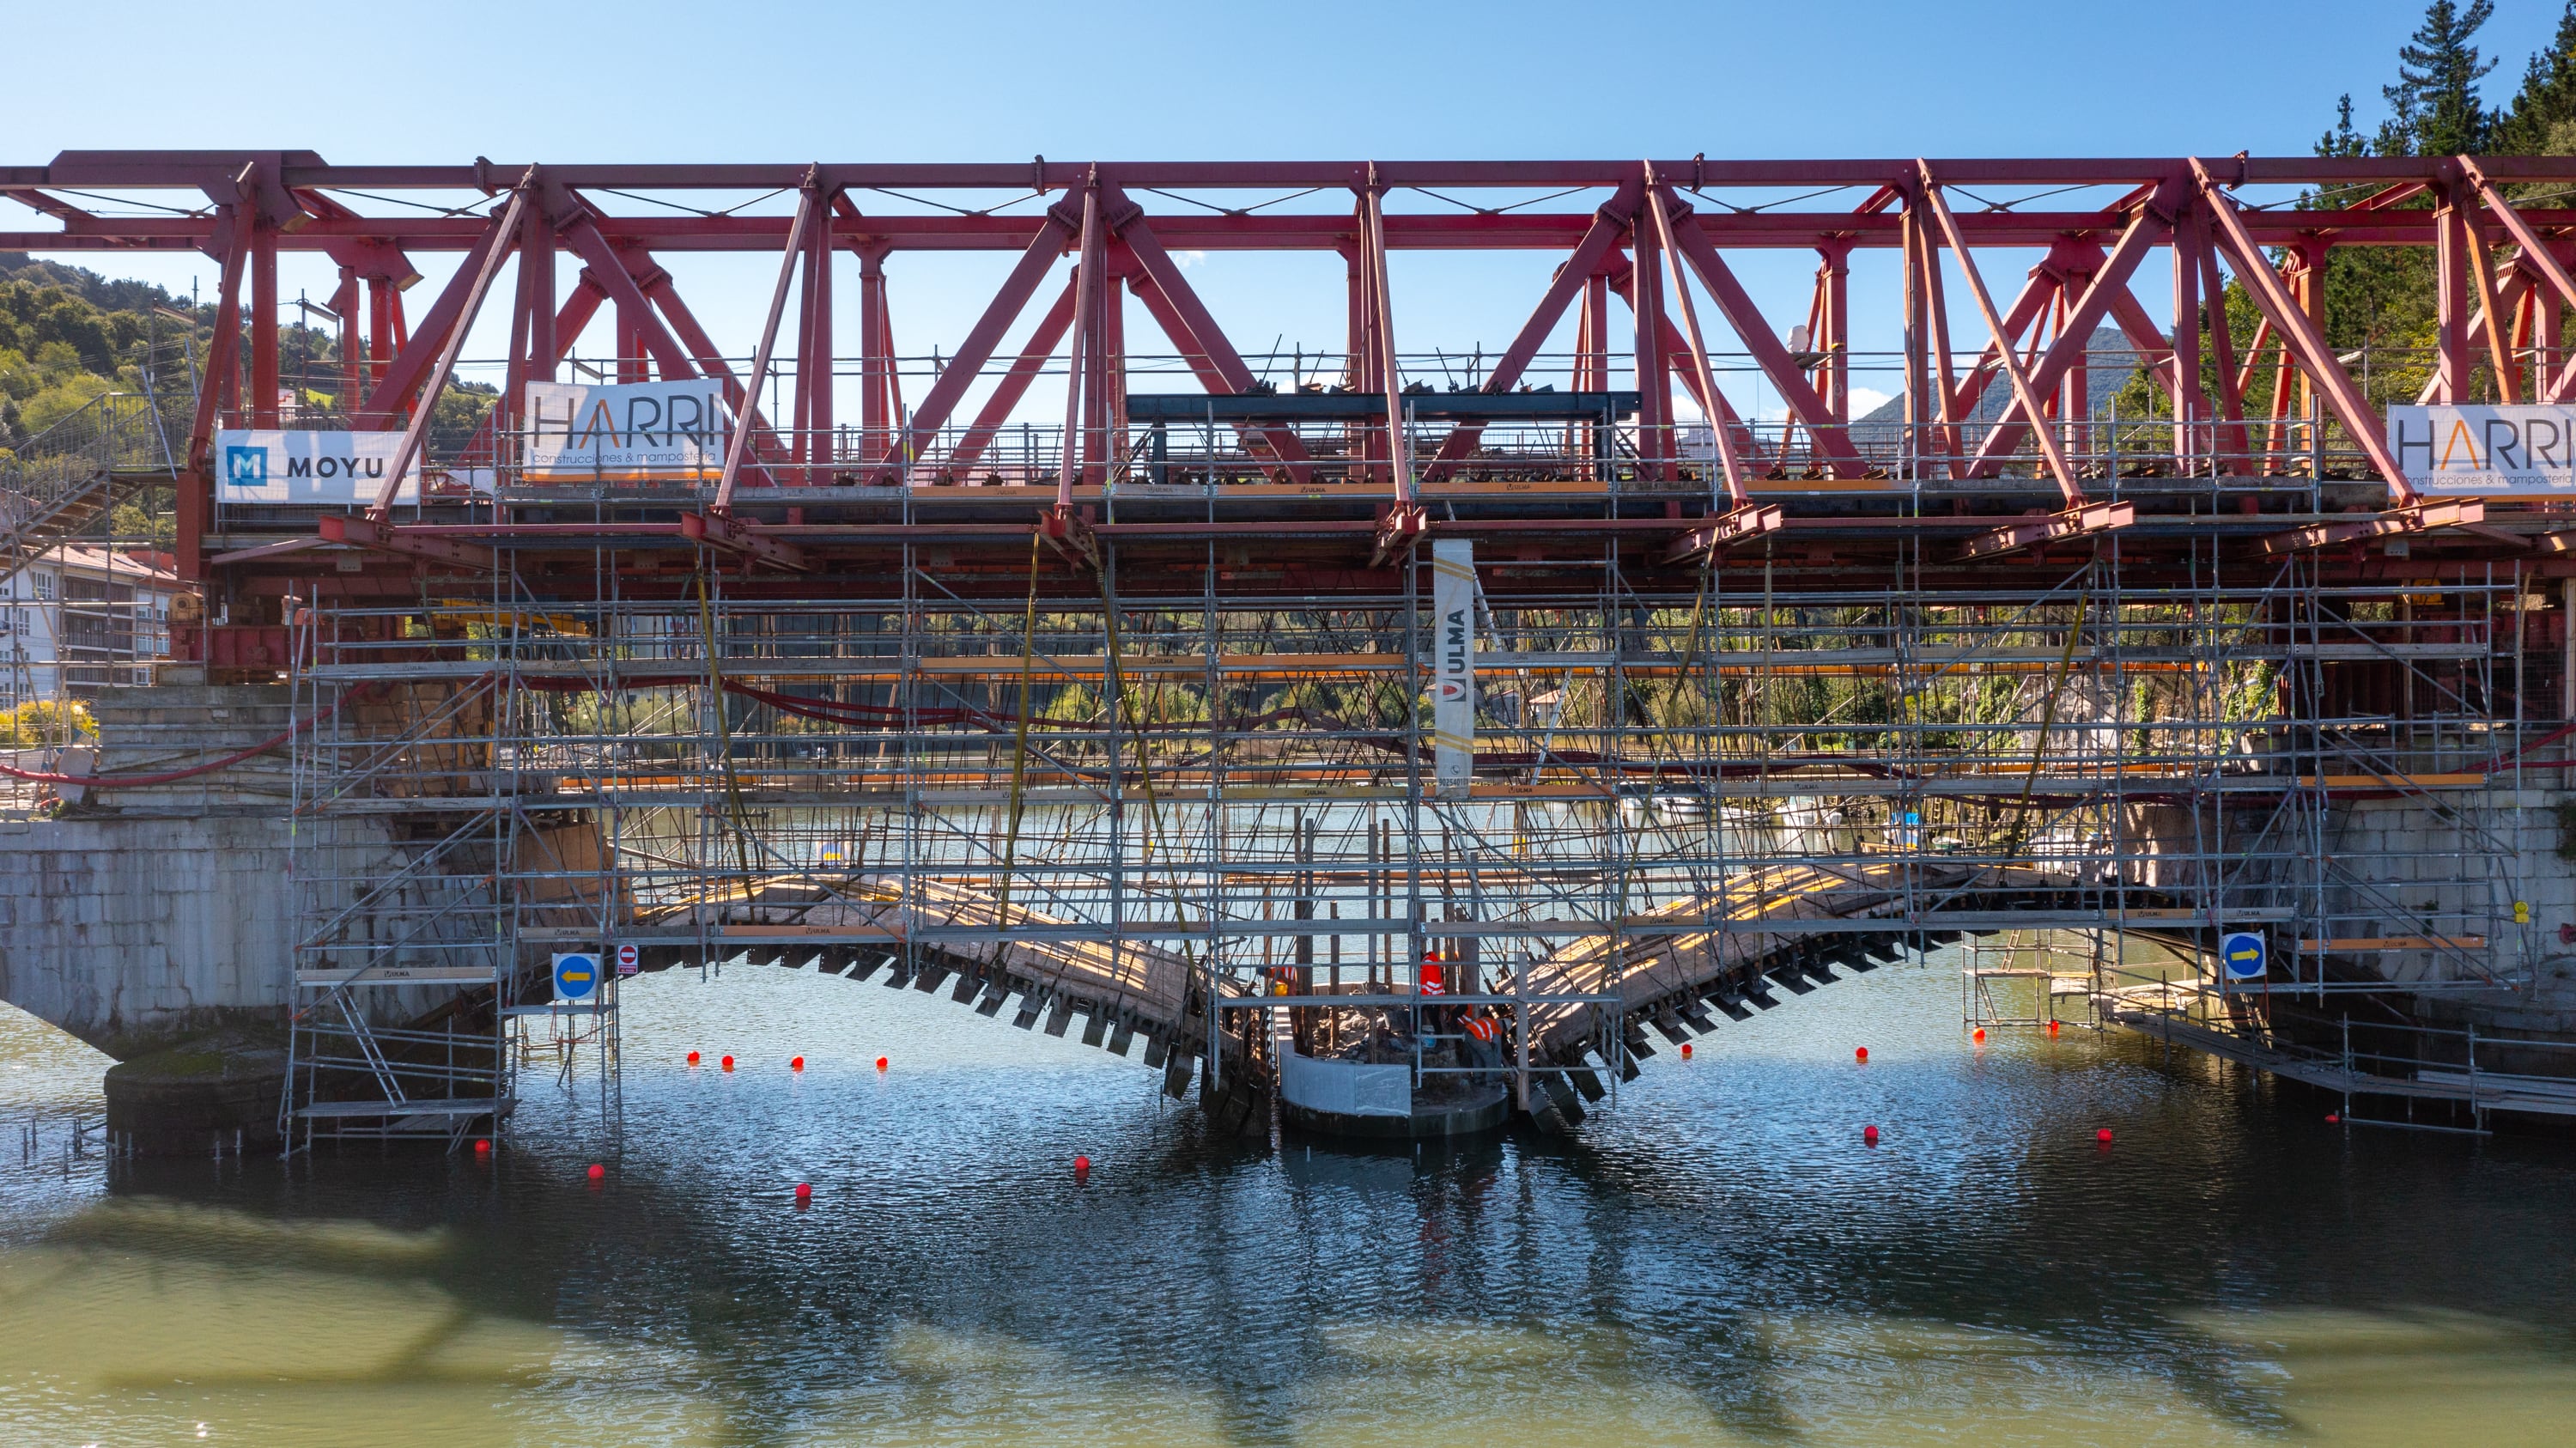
0, 691, 354, 790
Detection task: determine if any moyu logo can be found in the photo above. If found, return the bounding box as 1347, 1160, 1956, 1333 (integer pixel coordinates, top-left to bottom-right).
222, 445, 267, 489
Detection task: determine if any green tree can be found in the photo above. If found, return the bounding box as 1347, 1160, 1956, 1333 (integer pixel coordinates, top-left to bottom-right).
2493, 1, 2576, 153
2383, 0, 2498, 155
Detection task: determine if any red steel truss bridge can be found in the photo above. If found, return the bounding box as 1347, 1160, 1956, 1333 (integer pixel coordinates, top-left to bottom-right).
9, 151, 2576, 1143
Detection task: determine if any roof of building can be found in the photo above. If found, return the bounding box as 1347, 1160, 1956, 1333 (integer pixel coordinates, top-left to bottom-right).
31, 545, 182, 587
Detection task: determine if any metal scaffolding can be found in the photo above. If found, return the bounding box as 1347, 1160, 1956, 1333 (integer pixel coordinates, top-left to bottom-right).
274, 497, 2547, 1144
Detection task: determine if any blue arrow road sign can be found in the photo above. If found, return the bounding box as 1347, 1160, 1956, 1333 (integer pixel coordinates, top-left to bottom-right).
2220, 931, 2265, 982
553, 952, 600, 1002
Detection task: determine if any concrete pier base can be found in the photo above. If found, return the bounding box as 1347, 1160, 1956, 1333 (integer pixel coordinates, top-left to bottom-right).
102, 1034, 287, 1158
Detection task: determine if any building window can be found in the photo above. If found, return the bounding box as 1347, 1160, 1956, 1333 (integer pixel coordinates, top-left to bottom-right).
33, 573, 55, 601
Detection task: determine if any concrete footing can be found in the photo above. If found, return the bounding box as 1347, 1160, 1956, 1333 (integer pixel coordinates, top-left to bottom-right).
102, 1034, 286, 1158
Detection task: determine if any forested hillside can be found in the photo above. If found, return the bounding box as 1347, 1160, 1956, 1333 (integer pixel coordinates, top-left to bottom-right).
0, 253, 494, 461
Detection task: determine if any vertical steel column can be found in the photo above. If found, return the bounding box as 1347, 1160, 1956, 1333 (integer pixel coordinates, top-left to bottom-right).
2433, 186, 2473, 404
367, 277, 396, 392
1103, 255, 1128, 485
2172, 219, 2202, 474
1630, 192, 1669, 480
1057, 182, 1103, 504
1901, 198, 1929, 474
1818, 240, 1852, 424
860, 247, 889, 465
182, 213, 249, 586
525, 213, 556, 387
799, 191, 835, 484
251, 219, 279, 428
332, 266, 361, 411
1361, 174, 1409, 502
2061, 261, 2093, 459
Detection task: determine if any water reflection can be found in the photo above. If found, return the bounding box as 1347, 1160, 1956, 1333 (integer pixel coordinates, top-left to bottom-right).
1, 955, 2573, 1445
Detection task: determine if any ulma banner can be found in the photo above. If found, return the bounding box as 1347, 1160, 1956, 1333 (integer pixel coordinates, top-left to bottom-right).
1431, 539, 1475, 800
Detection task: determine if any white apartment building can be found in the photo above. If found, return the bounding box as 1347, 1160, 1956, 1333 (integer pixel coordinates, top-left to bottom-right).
0, 545, 184, 707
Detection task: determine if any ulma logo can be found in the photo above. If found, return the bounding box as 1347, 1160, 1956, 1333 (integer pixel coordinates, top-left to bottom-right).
222, 444, 267, 489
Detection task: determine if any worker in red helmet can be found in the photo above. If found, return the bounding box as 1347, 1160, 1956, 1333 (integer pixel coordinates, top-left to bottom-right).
1413, 949, 1443, 1044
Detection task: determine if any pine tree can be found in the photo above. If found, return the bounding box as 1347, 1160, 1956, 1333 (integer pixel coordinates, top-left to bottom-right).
2493, 1, 2576, 154
2381, 0, 2497, 156
2318, 94, 2372, 157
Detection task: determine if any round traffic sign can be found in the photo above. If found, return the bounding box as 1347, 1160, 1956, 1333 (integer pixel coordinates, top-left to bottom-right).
553, 952, 601, 1001
2220, 931, 2266, 982
615, 942, 640, 976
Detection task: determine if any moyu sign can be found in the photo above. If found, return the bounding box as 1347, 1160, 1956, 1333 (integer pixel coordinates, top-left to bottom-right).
216, 430, 423, 505
2389, 405, 2576, 498
521, 380, 734, 484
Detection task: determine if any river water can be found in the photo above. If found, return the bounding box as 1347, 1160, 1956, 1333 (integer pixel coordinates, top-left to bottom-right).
3, 954, 2575, 1446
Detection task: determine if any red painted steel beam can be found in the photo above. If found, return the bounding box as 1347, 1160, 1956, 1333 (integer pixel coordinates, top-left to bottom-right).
2194, 159, 2414, 499
179, 208, 248, 585
368, 185, 528, 517
1109, 196, 1314, 479
2263, 500, 2484, 554
1421, 180, 1642, 478
354, 204, 518, 428
1943, 252, 2072, 440
1917, 163, 2085, 508
2461, 157, 2576, 404
1958, 500, 2137, 560
319, 514, 497, 571
946, 277, 1076, 477
877, 206, 1080, 482
1649, 182, 1749, 502
556, 218, 701, 377
1960, 179, 2182, 478
712, 179, 817, 515
15, 207, 2576, 255
679, 508, 813, 572
1661, 189, 1865, 476
40, 151, 2576, 192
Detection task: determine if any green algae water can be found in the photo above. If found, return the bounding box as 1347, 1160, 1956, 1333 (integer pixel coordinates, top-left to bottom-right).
4, 953, 2575, 1447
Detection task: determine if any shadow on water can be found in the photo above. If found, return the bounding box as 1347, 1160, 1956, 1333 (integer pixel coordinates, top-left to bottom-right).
4, 954, 2576, 1444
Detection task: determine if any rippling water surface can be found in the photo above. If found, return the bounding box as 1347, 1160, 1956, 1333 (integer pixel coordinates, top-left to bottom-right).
5, 953, 2576, 1446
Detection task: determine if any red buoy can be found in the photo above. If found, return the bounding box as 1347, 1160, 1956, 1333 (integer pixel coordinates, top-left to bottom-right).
1074, 1154, 1091, 1175
686, 1050, 701, 1066
2326, 1112, 2342, 1124
2047, 1019, 2062, 1037
721, 1055, 735, 1072
1971, 1028, 1986, 1043
2095, 1128, 2114, 1144
875, 1056, 888, 1072
1862, 1125, 1880, 1145
1855, 1046, 1869, 1063
1680, 1042, 1693, 1059
586, 1163, 606, 1181
794, 1182, 813, 1202
791, 1056, 805, 1072
473, 1138, 490, 1155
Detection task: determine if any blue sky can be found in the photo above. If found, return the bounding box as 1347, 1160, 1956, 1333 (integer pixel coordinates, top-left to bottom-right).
7, 0, 2567, 420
